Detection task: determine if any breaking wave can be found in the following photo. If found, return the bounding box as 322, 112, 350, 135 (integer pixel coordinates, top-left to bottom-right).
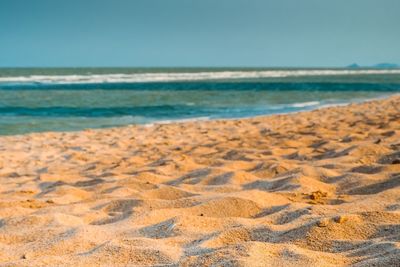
1, 69, 400, 85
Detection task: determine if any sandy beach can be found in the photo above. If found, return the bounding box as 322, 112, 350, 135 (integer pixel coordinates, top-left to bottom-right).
0, 96, 399, 266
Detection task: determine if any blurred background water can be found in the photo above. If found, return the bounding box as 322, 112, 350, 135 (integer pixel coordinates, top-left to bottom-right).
0, 68, 399, 135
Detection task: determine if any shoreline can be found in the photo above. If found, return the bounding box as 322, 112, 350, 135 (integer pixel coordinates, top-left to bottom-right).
149, 93, 396, 127
0, 95, 399, 266
1, 93, 397, 138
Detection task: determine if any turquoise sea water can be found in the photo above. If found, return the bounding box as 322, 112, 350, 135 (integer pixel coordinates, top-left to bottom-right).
0, 68, 399, 135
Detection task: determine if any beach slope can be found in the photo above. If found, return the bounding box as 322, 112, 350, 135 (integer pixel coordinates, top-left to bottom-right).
0, 96, 399, 266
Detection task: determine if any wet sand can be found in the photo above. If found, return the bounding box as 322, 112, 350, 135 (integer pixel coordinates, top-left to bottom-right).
0, 96, 399, 266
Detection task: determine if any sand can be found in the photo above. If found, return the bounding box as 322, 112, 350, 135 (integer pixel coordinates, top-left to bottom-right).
0, 96, 399, 266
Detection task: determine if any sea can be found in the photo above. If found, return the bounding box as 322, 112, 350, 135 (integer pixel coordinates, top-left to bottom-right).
0, 67, 399, 135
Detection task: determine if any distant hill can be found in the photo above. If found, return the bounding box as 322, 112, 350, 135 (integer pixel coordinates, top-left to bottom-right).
347, 63, 361, 68
347, 63, 399, 69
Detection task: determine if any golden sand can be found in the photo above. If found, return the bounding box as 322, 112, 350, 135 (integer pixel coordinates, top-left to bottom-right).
0, 96, 399, 266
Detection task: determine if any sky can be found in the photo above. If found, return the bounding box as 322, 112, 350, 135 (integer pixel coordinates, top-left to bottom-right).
0, 0, 399, 67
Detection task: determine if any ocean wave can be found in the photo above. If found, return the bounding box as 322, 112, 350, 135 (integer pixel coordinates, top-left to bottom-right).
1, 69, 400, 84
289, 101, 320, 108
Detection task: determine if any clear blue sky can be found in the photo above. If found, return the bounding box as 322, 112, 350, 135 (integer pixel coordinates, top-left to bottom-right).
1, 0, 399, 67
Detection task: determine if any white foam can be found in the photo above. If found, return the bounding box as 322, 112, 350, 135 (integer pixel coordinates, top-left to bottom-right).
0, 69, 400, 84
152, 116, 211, 125
290, 101, 320, 108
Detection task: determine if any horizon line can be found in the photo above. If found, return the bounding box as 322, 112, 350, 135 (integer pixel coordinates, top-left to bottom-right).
0, 65, 398, 69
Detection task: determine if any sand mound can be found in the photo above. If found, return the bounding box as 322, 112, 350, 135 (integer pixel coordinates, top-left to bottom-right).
185, 197, 262, 218
142, 186, 195, 200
